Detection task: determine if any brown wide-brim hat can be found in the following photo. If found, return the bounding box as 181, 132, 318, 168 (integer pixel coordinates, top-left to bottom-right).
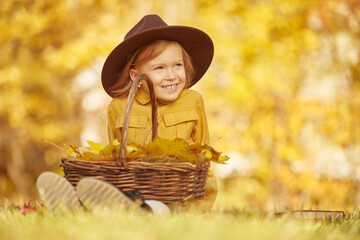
101, 14, 214, 97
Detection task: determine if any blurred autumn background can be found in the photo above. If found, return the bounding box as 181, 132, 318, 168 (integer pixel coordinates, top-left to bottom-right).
1, 0, 360, 213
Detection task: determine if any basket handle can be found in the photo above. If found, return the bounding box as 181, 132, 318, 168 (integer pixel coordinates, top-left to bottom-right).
116, 74, 158, 167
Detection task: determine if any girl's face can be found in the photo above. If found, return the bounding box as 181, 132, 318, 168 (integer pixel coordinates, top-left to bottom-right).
132, 44, 186, 102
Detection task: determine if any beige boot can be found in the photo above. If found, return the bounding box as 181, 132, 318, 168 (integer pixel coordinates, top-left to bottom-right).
36, 172, 81, 211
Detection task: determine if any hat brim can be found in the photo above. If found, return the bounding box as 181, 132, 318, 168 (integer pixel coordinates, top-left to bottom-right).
101, 25, 214, 97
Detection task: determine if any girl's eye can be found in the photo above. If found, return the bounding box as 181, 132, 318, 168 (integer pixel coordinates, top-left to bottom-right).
175, 63, 183, 67
154, 66, 163, 70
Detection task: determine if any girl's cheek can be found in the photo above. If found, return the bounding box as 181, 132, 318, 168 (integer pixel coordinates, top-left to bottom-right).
178, 70, 186, 79
149, 75, 162, 85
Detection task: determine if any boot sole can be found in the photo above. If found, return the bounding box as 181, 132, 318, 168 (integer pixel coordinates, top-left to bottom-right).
36, 172, 81, 211
76, 178, 134, 210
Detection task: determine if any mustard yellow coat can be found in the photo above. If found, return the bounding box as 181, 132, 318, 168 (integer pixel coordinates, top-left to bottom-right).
107, 89, 217, 212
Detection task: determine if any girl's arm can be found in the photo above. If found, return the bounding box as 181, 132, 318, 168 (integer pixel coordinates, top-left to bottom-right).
107, 107, 117, 143
193, 93, 210, 145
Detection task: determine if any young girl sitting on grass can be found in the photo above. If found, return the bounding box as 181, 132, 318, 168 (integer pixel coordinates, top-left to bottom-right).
37, 14, 217, 213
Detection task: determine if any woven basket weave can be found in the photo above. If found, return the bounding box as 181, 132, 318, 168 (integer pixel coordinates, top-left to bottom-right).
61, 74, 209, 204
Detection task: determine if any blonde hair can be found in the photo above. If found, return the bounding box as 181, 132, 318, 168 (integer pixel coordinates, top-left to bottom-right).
109, 40, 195, 98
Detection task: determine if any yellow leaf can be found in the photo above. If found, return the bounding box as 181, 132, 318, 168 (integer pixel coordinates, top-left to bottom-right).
64, 143, 81, 158
86, 140, 105, 154
112, 139, 120, 146
82, 152, 95, 161
217, 155, 230, 164
126, 145, 138, 156
202, 149, 213, 160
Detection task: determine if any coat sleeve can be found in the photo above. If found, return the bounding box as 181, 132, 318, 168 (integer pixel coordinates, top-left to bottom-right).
107, 104, 116, 143
107, 100, 123, 144
192, 93, 210, 145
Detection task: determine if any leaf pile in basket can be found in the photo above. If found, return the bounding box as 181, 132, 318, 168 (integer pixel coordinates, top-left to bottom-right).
64, 138, 229, 164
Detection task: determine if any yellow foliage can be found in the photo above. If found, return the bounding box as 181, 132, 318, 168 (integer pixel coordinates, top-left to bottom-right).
64, 140, 121, 161
86, 141, 105, 155
64, 138, 229, 164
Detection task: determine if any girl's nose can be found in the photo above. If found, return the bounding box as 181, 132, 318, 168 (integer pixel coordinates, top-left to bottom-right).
165, 68, 176, 80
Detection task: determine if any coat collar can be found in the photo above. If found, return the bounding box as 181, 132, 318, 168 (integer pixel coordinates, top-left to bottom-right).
136, 89, 151, 105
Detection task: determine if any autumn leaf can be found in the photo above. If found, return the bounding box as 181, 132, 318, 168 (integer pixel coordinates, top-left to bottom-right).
86, 140, 105, 154
18, 201, 45, 215
217, 155, 230, 164
64, 143, 82, 158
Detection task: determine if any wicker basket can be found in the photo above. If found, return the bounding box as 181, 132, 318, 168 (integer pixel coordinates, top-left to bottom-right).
61, 74, 209, 204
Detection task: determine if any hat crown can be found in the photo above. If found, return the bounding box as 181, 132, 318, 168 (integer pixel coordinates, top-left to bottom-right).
125, 15, 168, 40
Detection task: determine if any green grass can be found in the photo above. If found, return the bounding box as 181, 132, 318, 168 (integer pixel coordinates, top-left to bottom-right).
1, 200, 360, 240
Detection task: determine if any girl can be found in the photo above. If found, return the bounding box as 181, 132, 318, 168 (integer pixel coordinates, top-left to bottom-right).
102, 14, 217, 212
37, 14, 217, 213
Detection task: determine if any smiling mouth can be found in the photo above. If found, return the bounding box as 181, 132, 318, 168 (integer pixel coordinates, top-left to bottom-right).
162, 83, 178, 90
